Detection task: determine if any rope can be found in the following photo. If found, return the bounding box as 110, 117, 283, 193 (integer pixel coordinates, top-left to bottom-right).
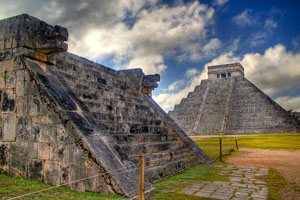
7, 154, 181, 199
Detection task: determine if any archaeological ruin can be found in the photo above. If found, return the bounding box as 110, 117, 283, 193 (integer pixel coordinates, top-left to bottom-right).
169, 63, 300, 135
0, 14, 210, 197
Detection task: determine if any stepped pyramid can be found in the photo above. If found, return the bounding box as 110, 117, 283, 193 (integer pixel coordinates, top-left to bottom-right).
0, 14, 210, 197
169, 63, 300, 135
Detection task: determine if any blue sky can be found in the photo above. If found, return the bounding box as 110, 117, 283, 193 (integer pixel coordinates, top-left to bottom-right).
1, 0, 300, 111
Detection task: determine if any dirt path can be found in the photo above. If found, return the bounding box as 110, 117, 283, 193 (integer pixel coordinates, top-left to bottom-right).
226, 148, 300, 185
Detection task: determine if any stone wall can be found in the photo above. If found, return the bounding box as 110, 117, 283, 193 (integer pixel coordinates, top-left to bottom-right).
0, 57, 114, 193
0, 14, 210, 197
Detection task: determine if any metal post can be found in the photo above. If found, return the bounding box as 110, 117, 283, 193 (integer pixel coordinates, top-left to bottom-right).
138, 155, 145, 200
219, 137, 222, 161
235, 137, 239, 150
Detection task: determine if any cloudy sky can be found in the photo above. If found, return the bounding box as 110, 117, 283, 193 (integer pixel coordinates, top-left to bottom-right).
1, 0, 300, 111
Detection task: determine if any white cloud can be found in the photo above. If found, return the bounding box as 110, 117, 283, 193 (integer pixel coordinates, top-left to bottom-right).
250, 32, 268, 47
232, 9, 256, 27
202, 38, 221, 54
243, 44, 300, 95
204, 51, 240, 67
185, 68, 200, 77
167, 80, 185, 91
0, 0, 216, 75
276, 96, 300, 112
264, 19, 278, 29
213, 0, 229, 6
292, 35, 300, 49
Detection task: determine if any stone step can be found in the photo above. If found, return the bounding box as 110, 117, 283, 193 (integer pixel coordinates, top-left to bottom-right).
119, 141, 185, 156
129, 148, 193, 167
145, 155, 199, 182
112, 134, 177, 144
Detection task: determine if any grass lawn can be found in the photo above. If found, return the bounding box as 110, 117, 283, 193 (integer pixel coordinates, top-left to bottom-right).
195, 137, 237, 160
230, 133, 300, 150
194, 133, 300, 160
0, 174, 120, 200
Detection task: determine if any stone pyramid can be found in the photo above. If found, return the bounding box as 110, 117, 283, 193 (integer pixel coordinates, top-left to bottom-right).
0, 14, 210, 198
169, 63, 299, 135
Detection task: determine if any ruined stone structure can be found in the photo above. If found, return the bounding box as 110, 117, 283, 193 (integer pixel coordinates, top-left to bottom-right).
0, 14, 210, 197
169, 63, 299, 135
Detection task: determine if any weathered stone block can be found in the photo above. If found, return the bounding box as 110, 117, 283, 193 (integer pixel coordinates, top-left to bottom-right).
69, 165, 86, 192
16, 70, 25, 82
5, 71, 16, 89
29, 96, 40, 115
28, 142, 38, 159
31, 125, 40, 141
24, 81, 36, 96
84, 167, 114, 194
28, 159, 43, 181
49, 143, 58, 161
57, 124, 72, 144
16, 81, 25, 97
38, 142, 50, 160
57, 144, 70, 163
0, 76, 5, 89
44, 161, 60, 185
16, 117, 31, 141
3, 114, 16, 141
39, 124, 57, 143
2, 90, 15, 112
9, 142, 28, 177
4, 37, 13, 49
0, 143, 9, 173
0, 116, 2, 140
60, 164, 69, 185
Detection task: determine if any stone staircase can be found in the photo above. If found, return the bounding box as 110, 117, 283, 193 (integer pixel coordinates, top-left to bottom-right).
195, 78, 233, 134
48, 52, 205, 182
169, 80, 209, 134
170, 78, 234, 135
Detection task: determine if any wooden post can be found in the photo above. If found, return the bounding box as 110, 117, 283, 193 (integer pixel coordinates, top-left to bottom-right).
219, 137, 222, 161
138, 155, 145, 200
235, 137, 239, 150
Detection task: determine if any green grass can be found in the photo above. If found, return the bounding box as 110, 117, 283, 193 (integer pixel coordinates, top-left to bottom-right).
231, 133, 300, 150
152, 163, 228, 200
194, 133, 300, 160
260, 168, 300, 200
0, 174, 120, 200
195, 137, 237, 160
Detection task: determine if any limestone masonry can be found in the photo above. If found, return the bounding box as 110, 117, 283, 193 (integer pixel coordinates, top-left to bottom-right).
0, 14, 210, 197
169, 62, 300, 135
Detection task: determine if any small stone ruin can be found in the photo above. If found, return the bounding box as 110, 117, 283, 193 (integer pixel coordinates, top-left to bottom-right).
0, 14, 210, 197
169, 63, 300, 135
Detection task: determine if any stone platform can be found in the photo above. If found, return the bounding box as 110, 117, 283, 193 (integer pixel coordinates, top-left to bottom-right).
0, 14, 210, 198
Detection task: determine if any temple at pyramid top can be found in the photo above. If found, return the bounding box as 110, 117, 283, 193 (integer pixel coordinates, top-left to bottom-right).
208, 62, 244, 79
